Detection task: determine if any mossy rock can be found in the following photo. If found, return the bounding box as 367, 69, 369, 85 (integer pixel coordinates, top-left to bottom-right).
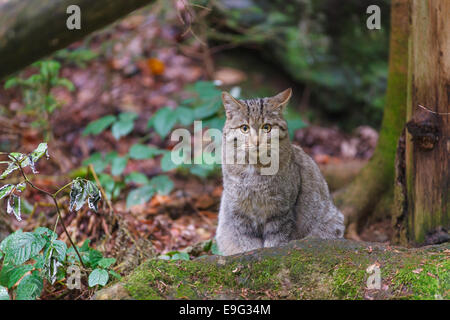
95, 239, 449, 300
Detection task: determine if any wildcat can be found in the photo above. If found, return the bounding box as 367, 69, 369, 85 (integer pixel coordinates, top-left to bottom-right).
216, 88, 345, 256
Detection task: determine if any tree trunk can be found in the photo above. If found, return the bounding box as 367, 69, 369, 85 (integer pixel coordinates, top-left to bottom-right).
400, 0, 450, 245
0, 0, 154, 79
334, 0, 410, 232
94, 239, 450, 300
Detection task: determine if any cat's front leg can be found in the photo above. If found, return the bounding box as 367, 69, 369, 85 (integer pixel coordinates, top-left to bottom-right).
216, 212, 263, 255
263, 212, 296, 248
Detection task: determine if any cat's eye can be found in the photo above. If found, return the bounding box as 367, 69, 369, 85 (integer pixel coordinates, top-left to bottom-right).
262, 124, 272, 133
240, 124, 250, 133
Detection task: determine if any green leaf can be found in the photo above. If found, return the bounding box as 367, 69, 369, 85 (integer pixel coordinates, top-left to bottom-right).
193, 81, 221, 99
171, 252, 190, 261
0, 286, 9, 300
82, 115, 116, 136
0, 184, 14, 200
111, 113, 137, 140
160, 151, 180, 172
98, 173, 115, 199
80, 239, 91, 252
82, 152, 107, 173
176, 106, 195, 126
148, 175, 174, 195
97, 257, 116, 268
0, 264, 34, 288
88, 268, 109, 287
203, 116, 226, 130
2, 232, 46, 266
88, 249, 103, 268
34, 227, 57, 241
56, 78, 75, 91
148, 107, 178, 139
4, 78, 19, 89
0, 143, 48, 179
0, 162, 18, 179
129, 144, 163, 160
109, 270, 122, 280
16, 272, 43, 300
193, 98, 222, 120
286, 116, 307, 140
125, 172, 149, 185
111, 156, 128, 176
211, 242, 222, 255
29, 142, 48, 163
126, 185, 154, 208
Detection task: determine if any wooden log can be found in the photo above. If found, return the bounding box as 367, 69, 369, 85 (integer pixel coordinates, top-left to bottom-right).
0, 0, 154, 79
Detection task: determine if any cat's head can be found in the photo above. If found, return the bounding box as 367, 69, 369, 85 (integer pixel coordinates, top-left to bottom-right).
221, 88, 292, 149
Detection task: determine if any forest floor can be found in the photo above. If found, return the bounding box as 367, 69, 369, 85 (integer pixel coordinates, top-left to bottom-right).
0, 9, 389, 299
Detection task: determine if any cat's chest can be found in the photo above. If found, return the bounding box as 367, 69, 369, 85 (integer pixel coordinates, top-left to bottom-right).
225, 171, 298, 219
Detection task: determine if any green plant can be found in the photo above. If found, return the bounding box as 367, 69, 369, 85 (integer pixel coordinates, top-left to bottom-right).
0, 143, 117, 300
4, 60, 75, 140
54, 48, 98, 68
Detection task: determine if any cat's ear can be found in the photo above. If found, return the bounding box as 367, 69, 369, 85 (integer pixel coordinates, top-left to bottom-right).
222, 91, 244, 119
269, 88, 292, 111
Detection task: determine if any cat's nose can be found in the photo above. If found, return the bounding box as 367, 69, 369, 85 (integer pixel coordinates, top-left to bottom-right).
250, 128, 258, 146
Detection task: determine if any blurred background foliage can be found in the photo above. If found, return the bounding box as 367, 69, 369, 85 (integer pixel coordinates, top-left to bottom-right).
200, 0, 390, 129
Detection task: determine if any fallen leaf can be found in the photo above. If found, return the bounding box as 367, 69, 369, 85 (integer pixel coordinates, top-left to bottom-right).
147, 58, 165, 75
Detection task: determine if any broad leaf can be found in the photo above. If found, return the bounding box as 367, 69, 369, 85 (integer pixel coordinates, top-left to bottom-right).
111, 113, 137, 140
97, 257, 116, 268
125, 172, 149, 185
111, 156, 128, 176
148, 107, 178, 139
82, 115, 116, 136
16, 272, 43, 300
171, 252, 190, 261
176, 106, 195, 126
160, 152, 180, 172
148, 175, 174, 195
126, 185, 154, 208
82, 152, 107, 173
0, 264, 34, 288
2, 232, 46, 266
88, 268, 109, 287
0, 185, 14, 200
129, 144, 163, 160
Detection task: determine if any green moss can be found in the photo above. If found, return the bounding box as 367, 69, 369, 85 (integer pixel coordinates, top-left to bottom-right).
390, 253, 449, 299
332, 264, 366, 299
97, 240, 449, 300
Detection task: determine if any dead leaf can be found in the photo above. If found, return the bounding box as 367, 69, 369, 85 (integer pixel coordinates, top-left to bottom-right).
147, 58, 165, 75
195, 194, 216, 210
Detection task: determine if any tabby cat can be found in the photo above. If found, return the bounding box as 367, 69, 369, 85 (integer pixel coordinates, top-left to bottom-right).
216, 88, 345, 256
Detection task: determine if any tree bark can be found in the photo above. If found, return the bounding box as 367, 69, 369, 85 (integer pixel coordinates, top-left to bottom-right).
401, 0, 450, 244
0, 0, 154, 79
94, 239, 449, 300
334, 0, 410, 231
